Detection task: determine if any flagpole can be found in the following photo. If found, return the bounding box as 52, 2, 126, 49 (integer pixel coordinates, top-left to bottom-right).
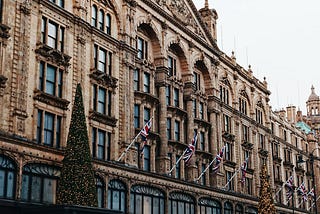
117, 118, 152, 161
309, 195, 320, 211
223, 167, 241, 189
194, 156, 217, 182
168, 149, 187, 175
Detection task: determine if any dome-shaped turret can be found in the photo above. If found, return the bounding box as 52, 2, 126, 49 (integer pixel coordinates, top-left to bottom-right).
308, 85, 319, 101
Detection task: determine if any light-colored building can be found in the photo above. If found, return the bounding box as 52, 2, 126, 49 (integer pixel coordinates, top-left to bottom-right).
0, 0, 317, 213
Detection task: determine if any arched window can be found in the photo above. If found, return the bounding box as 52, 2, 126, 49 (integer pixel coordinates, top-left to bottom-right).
245, 207, 258, 214
0, 155, 16, 199
236, 204, 244, 214
169, 192, 195, 214
91, 5, 97, 27
199, 198, 221, 214
130, 185, 164, 214
106, 14, 111, 35
108, 179, 126, 212
96, 176, 105, 208
224, 201, 233, 214
98, 9, 105, 31
21, 163, 60, 203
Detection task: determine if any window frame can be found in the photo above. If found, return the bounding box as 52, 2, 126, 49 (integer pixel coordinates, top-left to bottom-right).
41, 17, 65, 52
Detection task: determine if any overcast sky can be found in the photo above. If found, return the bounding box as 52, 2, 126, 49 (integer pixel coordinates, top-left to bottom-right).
193, 0, 320, 114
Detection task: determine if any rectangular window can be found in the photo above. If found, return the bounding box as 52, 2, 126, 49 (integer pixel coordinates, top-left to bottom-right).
106, 14, 111, 35
259, 134, 265, 149
174, 120, 180, 141
193, 100, 197, 118
133, 69, 140, 91
137, 37, 148, 60
143, 72, 150, 93
49, 0, 64, 7
143, 108, 150, 125
39, 61, 63, 98
199, 102, 204, 119
193, 72, 200, 91
226, 171, 234, 191
225, 142, 233, 161
167, 118, 172, 140
94, 45, 112, 74
92, 85, 112, 116
37, 110, 61, 148
246, 178, 253, 195
134, 104, 140, 128
242, 125, 249, 142
175, 155, 181, 179
166, 86, 171, 106
201, 164, 206, 185
224, 115, 231, 133
220, 85, 229, 105
92, 128, 111, 160
168, 56, 176, 76
200, 131, 205, 151
173, 88, 179, 107
143, 146, 150, 171
41, 17, 64, 52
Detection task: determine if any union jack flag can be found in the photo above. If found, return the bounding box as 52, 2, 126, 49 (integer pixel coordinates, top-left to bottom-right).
241, 156, 249, 184
212, 145, 225, 173
285, 176, 294, 200
183, 132, 198, 164
308, 188, 315, 198
297, 182, 308, 201
140, 118, 152, 154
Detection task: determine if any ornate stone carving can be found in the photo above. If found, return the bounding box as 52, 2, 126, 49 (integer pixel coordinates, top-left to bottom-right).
0, 24, 10, 39
33, 90, 70, 110
0, 75, 8, 88
35, 44, 71, 67
89, 110, 118, 127
89, 70, 118, 89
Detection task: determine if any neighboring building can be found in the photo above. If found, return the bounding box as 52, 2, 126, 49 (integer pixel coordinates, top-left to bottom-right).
0, 0, 318, 214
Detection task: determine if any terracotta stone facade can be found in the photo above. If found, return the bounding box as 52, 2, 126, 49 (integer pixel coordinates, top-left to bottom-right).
0, 0, 318, 213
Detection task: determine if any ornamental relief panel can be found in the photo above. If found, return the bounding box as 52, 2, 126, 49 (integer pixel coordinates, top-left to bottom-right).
153, 0, 204, 38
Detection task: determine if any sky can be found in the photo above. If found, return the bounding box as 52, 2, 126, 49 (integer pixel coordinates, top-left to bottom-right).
193, 0, 320, 114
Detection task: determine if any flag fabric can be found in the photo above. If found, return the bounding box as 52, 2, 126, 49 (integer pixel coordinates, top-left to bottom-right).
297, 182, 308, 201
183, 132, 198, 164
140, 119, 152, 155
241, 156, 249, 184
285, 176, 294, 200
308, 188, 315, 199
212, 145, 225, 173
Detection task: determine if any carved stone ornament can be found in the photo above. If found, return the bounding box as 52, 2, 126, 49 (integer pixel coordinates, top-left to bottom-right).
35, 44, 71, 67
33, 90, 70, 110
89, 110, 118, 127
0, 24, 10, 39
89, 70, 118, 89
0, 75, 8, 88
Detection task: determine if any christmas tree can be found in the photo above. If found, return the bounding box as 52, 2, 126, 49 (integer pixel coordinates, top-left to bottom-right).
56, 83, 98, 206
258, 164, 276, 214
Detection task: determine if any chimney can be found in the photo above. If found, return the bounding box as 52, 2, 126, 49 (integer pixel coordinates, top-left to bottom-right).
279, 109, 286, 119
286, 106, 296, 123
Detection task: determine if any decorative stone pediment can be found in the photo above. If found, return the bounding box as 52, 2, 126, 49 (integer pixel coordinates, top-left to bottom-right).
35, 44, 71, 67
154, 0, 204, 38
89, 70, 118, 89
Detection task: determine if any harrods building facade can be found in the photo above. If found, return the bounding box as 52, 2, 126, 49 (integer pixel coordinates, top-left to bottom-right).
0, 0, 318, 213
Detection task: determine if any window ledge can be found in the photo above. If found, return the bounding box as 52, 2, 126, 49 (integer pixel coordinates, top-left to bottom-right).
35, 43, 71, 67
33, 90, 70, 110
89, 69, 118, 88
89, 110, 118, 127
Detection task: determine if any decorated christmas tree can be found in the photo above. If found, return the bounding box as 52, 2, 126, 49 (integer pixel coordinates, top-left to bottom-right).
56, 83, 97, 206
258, 164, 276, 214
